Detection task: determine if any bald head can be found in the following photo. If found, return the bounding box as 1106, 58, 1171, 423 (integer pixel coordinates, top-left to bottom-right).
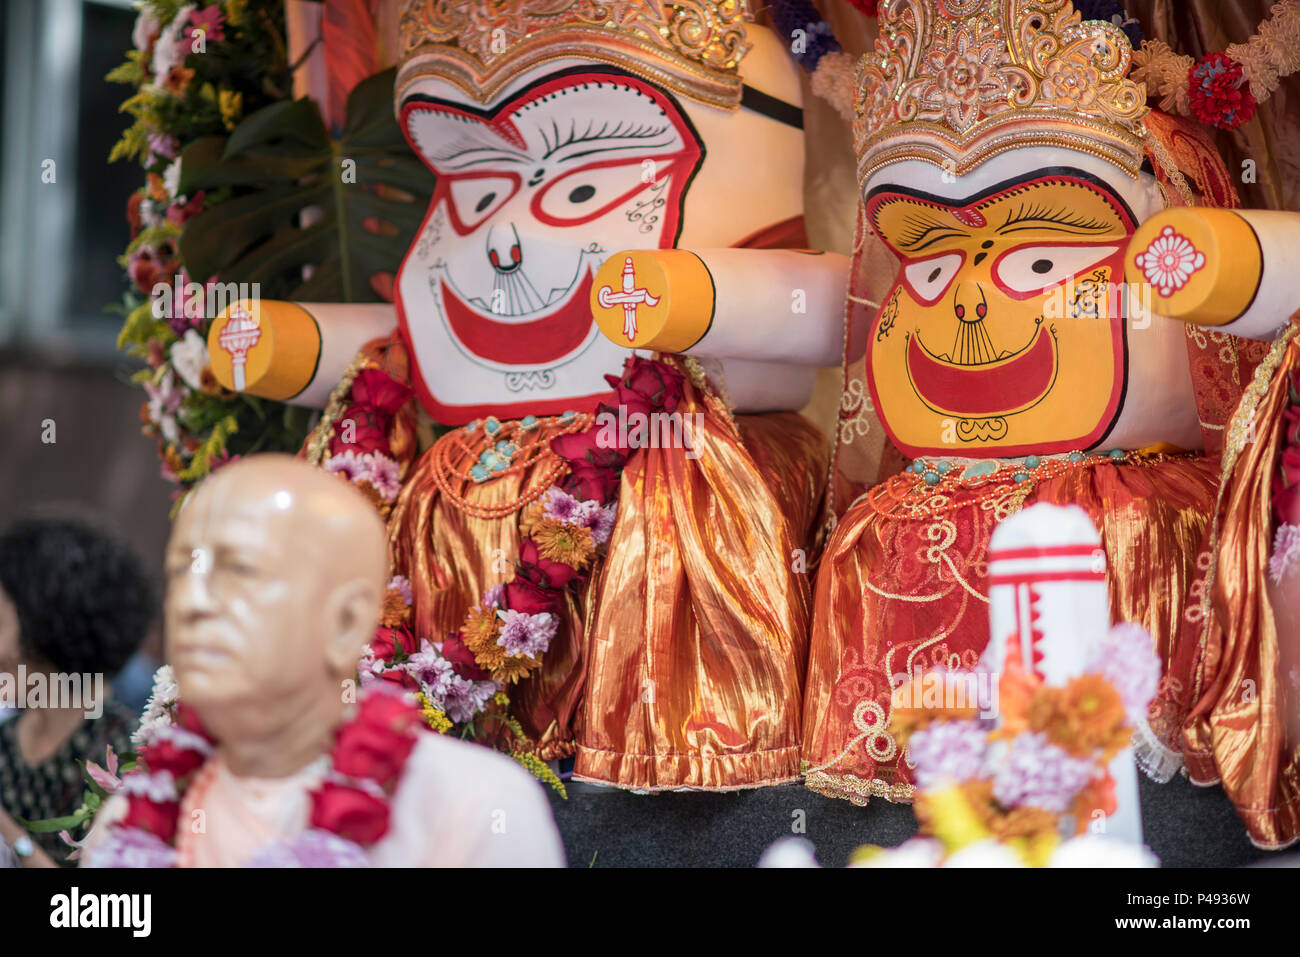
164, 454, 388, 719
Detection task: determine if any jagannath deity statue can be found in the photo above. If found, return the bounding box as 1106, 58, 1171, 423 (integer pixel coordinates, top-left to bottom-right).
206, 0, 849, 791
797, 0, 1276, 814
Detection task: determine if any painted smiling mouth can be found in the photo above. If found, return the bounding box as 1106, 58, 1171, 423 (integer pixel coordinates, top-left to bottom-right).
906, 320, 1058, 418
440, 271, 596, 366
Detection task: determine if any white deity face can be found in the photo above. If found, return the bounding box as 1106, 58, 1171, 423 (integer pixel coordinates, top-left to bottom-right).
397, 66, 704, 423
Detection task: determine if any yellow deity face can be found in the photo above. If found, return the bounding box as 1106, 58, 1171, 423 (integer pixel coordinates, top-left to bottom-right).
865, 171, 1138, 457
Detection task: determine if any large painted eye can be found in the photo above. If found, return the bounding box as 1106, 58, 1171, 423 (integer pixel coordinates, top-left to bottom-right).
533, 158, 671, 226
446, 175, 516, 231
903, 252, 963, 304
995, 244, 1119, 294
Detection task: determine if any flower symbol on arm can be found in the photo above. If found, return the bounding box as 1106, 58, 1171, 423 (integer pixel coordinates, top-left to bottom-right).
1133, 225, 1206, 297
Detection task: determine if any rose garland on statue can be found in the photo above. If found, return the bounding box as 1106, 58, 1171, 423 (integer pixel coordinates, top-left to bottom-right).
1132, 0, 1300, 130
82, 685, 425, 868
856, 623, 1161, 867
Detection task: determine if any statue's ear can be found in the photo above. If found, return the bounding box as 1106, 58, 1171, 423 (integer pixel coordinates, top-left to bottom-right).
321, 578, 380, 678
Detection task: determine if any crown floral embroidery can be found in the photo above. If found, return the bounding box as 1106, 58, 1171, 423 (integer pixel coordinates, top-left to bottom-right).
398, 0, 752, 109
854, 0, 1149, 182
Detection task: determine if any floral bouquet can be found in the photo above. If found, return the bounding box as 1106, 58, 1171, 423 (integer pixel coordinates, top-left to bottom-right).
854, 623, 1162, 867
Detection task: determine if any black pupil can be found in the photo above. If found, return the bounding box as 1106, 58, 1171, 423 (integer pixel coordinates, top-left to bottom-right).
928, 267, 942, 283
475, 192, 496, 213
569, 185, 596, 203
1032, 259, 1053, 274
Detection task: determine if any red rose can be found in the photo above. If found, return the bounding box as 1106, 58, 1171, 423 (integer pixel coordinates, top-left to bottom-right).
329, 403, 391, 455
611, 357, 685, 412
166, 190, 205, 227
139, 738, 207, 780
1281, 446, 1300, 488
376, 667, 418, 691
1283, 407, 1300, 447
519, 536, 578, 588
505, 576, 559, 615
356, 689, 422, 735
442, 632, 491, 681
369, 625, 417, 663
128, 249, 168, 296
309, 782, 390, 845
332, 720, 417, 790
561, 460, 620, 503
122, 796, 180, 840
349, 369, 412, 417
1276, 483, 1300, 527
170, 702, 216, 744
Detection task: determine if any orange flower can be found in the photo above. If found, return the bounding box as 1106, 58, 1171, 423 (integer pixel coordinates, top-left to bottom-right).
889, 671, 979, 745
530, 518, 595, 570
379, 588, 410, 628
163, 65, 195, 97
518, 499, 546, 540
1027, 674, 1129, 759
460, 605, 538, 683
1071, 772, 1117, 836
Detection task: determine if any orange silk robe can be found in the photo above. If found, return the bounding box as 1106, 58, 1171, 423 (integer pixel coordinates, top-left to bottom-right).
388, 360, 828, 789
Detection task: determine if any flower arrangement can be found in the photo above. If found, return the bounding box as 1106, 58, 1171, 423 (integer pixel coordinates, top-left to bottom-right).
853, 623, 1162, 867
111, 2, 311, 497
449, 356, 683, 691
1132, 0, 1300, 131
110, 1, 432, 504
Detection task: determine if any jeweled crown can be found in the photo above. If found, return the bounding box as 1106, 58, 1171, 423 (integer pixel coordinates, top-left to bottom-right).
397, 0, 752, 109
855, 0, 1149, 184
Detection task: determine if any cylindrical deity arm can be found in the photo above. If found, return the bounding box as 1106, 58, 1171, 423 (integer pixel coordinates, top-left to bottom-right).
206, 300, 397, 408
589, 248, 849, 367
1126, 208, 1300, 341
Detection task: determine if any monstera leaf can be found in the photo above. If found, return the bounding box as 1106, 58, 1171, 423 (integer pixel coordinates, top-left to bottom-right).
177, 67, 432, 302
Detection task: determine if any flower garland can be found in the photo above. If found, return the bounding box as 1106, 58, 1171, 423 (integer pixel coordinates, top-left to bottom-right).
864, 623, 1161, 867
1132, 0, 1300, 130
1269, 366, 1300, 583
83, 686, 425, 868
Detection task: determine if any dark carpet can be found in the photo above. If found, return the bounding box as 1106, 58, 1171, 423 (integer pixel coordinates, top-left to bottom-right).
546, 772, 1278, 868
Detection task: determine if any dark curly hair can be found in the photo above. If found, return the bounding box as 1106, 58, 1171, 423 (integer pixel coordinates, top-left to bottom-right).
0, 517, 155, 676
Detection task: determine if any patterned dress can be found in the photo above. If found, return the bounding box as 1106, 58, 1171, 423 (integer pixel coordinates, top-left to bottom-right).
0, 699, 136, 865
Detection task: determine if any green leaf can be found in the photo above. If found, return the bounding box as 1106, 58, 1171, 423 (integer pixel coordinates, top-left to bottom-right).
177, 67, 431, 302
17, 812, 88, 834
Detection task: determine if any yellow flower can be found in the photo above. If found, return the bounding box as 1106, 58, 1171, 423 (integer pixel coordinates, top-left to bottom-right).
511, 750, 567, 798
415, 693, 453, 733
218, 89, 243, 131
225, 0, 247, 27
531, 518, 596, 569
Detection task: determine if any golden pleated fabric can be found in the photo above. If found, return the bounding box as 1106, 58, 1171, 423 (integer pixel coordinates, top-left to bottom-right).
574, 378, 829, 789
1163, 323, 1300, 849
802, 453, 1217, 805
389, 368, 829, 786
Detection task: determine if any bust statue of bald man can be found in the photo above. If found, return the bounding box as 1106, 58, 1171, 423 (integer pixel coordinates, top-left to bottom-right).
85, 455, 564, 867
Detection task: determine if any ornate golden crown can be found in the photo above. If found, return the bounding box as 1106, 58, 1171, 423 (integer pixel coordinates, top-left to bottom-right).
854, 0, 1149, 184
397, 0, 753, 110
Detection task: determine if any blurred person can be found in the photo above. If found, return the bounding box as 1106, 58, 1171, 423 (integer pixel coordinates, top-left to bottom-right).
0, 517, 156, 866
